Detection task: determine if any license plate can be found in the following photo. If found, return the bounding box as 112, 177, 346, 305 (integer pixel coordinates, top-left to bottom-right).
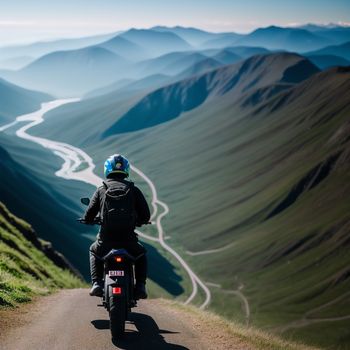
109, 270, 124, 277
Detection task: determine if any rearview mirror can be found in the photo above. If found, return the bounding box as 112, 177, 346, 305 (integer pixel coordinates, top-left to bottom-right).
81, 197, 90, 206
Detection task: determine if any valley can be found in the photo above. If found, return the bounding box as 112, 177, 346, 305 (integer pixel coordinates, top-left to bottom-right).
1, 23, 350, 349
1, 98, 212, 307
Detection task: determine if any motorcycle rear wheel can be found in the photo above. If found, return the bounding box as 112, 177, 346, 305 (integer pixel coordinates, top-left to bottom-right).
109, 295, 127, 339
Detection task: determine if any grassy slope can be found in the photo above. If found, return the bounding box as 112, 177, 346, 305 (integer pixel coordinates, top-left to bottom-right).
110, 67, 350, 349
0, 135, 193, 298
0, 139, 96, 278
160, 299, 319, 350
0, 202, 85, 307
25, 55, 350, 348
101, 67, 349, 349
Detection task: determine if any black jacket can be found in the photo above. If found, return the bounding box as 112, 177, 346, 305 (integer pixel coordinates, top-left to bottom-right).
83, 176, 151, 242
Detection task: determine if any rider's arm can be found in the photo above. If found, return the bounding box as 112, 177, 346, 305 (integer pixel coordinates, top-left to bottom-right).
83, 188, 100, 223
134, 186, 151, 225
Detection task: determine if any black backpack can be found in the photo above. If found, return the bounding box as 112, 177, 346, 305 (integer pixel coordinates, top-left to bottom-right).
101, 180, 137, 234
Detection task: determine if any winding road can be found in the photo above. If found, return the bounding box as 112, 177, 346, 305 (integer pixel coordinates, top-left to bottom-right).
0, 99, 211, 309
185, 242, 235, 256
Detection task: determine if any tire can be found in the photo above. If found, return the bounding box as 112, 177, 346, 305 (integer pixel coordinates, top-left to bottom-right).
109, 294, 127, 339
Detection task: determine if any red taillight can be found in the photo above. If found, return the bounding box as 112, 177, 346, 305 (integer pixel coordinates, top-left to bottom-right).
112, 287, 122, 295
115, 256, 123, 263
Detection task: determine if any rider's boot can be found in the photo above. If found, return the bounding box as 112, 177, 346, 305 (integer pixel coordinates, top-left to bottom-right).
89, 281, 103, 297
135, 282, 148, 299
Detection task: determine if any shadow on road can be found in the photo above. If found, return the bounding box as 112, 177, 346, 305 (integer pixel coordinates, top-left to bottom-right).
91, 312, 189, 349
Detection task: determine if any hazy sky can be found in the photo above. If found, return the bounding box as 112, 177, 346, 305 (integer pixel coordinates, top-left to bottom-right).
0, 0, 349, 45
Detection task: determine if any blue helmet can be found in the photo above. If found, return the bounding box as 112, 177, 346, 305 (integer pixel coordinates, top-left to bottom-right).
104, 154, 130, 178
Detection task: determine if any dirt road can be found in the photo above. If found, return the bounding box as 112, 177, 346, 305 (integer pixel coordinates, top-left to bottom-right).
0, 289, 248, 350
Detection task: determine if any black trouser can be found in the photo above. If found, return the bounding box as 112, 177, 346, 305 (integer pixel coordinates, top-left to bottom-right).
89, 239, 147, 284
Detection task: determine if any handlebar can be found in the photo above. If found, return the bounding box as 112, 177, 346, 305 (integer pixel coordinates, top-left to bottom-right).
77, 218, 152, 226
77, 217, 101, 225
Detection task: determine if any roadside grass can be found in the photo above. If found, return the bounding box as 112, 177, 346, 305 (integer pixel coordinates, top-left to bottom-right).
0, 202, 86, 307
282, 321, 350, 350
161, 299, 319, 350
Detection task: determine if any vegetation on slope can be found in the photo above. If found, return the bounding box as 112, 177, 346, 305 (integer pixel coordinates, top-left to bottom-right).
160, 299, 319, 350
0, 202, 85, 307
81, 63, 350, 348
0, 140, 94, 278
13, 52, 350, 348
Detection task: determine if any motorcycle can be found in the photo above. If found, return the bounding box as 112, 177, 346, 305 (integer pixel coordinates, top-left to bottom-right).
78, 197, 145, 339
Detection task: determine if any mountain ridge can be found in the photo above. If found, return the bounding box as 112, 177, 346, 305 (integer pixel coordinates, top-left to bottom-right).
103, 53, 319, 135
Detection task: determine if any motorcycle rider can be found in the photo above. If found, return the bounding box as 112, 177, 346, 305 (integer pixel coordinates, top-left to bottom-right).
83, 154, 150, 299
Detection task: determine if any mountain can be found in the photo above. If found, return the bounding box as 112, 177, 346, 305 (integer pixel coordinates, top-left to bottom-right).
96, 35, 147, 61
2, 47, 129, 97
85, 47, 271, 99
0, 29, 196, 96
85, 50, 242, 100
31, 53, 319, 141
0, 32, 118, 61
306, 54, 350, 69
84, 77, 136, 98
212, 49, 242, 65
201, 46, 270, 60
316, 28, 350, 45
97, 65, 349, 349
161, 52, 211, 75
177, 57, 222, 80
0, 78, 51, 124
85, 73, 172, 99
102, 53, 319, 135
0, 201, 84, 307
151, 26, 242, 47
131, 51, 205, 78
297, 24, 350, 44
306, 41, 350, 61
235, 26, 332, 52
0, 56, 34, 70
224, 46, 270, 58
201, 33, 242, 49
119, 29, 193, 56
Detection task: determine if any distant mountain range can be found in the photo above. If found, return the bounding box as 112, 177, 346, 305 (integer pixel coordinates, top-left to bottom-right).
307, 40, 350, 61
0, 32, 118, 61
0, 24, 349, 96
1, 46, 129, 96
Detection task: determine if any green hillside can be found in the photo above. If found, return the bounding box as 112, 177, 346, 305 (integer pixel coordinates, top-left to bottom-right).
0, 139, 95, 277
0, 135, 191, 297
0, 202, 85, 307
27, 52, 350, 348
106, 66, 350, 349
